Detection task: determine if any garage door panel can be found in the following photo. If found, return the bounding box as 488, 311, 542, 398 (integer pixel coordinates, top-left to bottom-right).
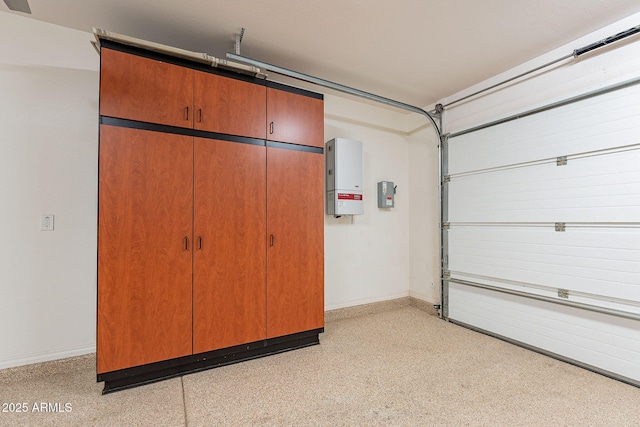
449, 226, 639, 262
450, 286, 639, 361
448, 283, 640, 381
448, 84, 640, 175
450, 260, 639, 298
451, 283, 637, 335
449, 226, 640, 301
450, 266, 639, 303
449, 149, 640, 223
450, 239, 640, 284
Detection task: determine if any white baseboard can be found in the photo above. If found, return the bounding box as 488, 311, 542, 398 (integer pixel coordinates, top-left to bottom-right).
0, 344, 96, 370
408, 290, 438, 304
324, 291, 410, 311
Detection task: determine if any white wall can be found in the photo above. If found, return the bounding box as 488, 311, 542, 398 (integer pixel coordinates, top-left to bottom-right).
0, 12, 99, 368
408, 126, 440, 303
323, 95, 413, 310
322, 96, 442, 308
0, 12, 442, 368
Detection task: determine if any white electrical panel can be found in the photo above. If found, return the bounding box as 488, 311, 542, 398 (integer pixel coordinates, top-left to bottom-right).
326, 138, 364, 216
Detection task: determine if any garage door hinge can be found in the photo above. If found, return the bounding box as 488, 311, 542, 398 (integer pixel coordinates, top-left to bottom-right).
443, 270, 451, 279
443, 222, 450, 230
558, 289, 569, 299
442, 175, 451, 184
557, 156, 568, 166
555, 222, 566, 232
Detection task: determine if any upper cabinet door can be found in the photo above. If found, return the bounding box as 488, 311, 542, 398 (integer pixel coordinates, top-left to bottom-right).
266, 89, 324, 147
194, 72, 267, 139
100, 48, 194, 128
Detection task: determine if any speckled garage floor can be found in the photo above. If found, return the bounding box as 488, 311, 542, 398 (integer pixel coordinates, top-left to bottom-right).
1, 306, 639, 426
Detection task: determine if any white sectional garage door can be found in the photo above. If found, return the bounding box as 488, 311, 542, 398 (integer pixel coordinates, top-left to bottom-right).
443, 79, 640, 385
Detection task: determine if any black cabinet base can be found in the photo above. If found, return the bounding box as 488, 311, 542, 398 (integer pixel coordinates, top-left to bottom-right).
97, 328, 323, 394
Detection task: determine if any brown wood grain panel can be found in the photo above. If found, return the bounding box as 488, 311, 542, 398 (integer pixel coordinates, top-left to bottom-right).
266, 147, 324, 338
97, 125, 193, 373
100, 48, 194, 128
193, 138, 267, 353
266, 89, 324, 147
194, 72, 266, 139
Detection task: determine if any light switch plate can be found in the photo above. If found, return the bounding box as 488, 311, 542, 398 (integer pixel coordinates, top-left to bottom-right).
41, 214, 54, 231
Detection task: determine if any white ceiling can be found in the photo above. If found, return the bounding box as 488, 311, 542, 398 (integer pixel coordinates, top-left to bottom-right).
4, 0, 640, 108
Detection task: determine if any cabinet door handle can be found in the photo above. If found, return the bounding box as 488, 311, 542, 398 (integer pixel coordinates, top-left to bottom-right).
184, 236, 189, 251
185, 106, 190, 121
198, 108, 203, 123
269, 121, 274, 134
270, 234, 275, 247
198, 236, 203, 250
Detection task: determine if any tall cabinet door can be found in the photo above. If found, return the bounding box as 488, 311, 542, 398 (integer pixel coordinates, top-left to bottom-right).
97, 126, 194, 373
194, 72, 267, 139
193, 138, 267, 353
266, 147, 324, 338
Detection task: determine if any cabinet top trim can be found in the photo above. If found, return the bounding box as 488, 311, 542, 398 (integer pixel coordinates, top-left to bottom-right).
100, 40, 323, 101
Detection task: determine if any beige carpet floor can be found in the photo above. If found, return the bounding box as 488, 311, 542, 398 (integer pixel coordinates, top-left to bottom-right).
1, 306, 638, 426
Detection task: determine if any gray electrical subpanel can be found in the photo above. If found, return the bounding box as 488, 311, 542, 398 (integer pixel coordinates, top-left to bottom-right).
377, 181, 395, 208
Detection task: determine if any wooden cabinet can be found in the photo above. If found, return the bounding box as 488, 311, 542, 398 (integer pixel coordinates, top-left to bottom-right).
97, 125, 194, 373
99, 49, 325, 144
267, 88, 324, 147
266, 147, 325, 337
100, 48, 266, 137
194, 73, 266, 139
97, 130, 273, 372
193, 138, 267, 353
97, 42, 323, 392
100, 49, 194, 127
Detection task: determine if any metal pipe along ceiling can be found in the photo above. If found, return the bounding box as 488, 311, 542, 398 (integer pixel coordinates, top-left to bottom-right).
225, 52, 442, 137
228, 23, 640, 130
